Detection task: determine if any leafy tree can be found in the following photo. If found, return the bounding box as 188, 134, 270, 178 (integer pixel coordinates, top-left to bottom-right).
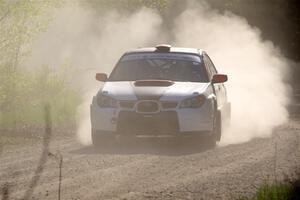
0, 0, 61, 127
0, 0, 60, 71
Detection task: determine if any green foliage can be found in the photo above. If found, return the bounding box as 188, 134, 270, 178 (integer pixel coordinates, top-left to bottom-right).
0, 0, 78, 128
0, 64, 81, 127
0, 0, 61, 69
82, 0, 169, 13
254, 184, 292, 200
241, 180, 300, 200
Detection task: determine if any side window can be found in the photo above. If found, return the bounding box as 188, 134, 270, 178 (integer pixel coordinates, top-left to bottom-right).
203, 54, 213, 80
203, 53, 218, 80
206, 55, 218, 75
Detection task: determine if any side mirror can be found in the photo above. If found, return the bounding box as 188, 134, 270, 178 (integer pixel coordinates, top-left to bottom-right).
212, 74, 228, 84
95, 73, 108, 82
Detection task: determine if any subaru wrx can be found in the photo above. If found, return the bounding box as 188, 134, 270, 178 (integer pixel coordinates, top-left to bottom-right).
90, 45, 230, 146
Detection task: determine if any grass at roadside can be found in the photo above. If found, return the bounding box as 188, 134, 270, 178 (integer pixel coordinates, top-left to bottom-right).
0, 64, 81, 129
240, 175, 300, 200
0, 134, 42, 152
251, 184, 299, 200
0, 123, 76, 153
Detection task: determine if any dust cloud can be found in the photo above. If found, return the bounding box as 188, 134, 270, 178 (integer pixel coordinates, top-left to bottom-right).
28, 3, 163, 145
28, 2, 291, 145
173, 2, 291, 144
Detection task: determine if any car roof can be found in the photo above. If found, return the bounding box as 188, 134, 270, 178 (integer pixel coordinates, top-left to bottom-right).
125, 46, 204, 55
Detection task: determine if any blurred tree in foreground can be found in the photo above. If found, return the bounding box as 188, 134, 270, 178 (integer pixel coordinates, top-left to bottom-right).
0, 0, 59, 71
0, 0, 81, 128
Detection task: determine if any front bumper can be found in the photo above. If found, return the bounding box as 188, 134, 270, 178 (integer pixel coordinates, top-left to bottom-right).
117, 111, 179, 135
90, 98, 214, 135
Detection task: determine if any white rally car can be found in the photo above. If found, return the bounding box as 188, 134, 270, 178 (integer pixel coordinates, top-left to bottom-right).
90, 45, 230, 146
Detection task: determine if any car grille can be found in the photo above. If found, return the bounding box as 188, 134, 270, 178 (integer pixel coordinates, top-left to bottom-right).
119, 101, 136, 109
119, 101, 178, 110
161, 101, 178, 109
117, 111, 179, 135
136, 101, 159, 113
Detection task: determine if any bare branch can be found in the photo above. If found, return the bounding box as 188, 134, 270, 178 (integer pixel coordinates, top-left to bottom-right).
0, 10, 10, 23
0, 40, 10, 51
1, 183, 10, 200
58, 155, 63, 200
48, 151, 63, 200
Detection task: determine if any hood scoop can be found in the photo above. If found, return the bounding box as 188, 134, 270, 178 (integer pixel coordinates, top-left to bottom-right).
134, 80, 174, 87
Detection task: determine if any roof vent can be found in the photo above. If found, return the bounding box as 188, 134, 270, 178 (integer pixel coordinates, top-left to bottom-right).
155, 44, 171, 52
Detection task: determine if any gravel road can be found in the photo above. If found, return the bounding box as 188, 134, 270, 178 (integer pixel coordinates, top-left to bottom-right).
1, 120, 300, 200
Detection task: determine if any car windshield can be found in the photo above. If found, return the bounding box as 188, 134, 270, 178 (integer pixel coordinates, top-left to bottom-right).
109, 53, 208, 82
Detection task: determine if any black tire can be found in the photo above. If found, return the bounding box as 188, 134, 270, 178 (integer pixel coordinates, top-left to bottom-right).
196, 106, 221, 148
214, 110, 222, 142
92, 130, 115, 147
192, 135, 216, 149
203, 111, 221, 148
205, 135, 217, 148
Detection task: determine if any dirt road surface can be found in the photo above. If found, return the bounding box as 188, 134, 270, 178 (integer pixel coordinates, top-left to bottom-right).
1, 120, 300, 200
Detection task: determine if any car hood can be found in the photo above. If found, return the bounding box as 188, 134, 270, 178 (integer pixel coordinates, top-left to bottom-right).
100, 81, 210, 101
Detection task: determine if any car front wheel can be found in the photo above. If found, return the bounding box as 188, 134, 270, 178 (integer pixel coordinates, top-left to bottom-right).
91, 130, 115, 147
205, 110, 222, 147
214, 110, 222, 141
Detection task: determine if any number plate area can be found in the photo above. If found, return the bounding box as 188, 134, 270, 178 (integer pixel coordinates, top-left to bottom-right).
117, 111, 179, 135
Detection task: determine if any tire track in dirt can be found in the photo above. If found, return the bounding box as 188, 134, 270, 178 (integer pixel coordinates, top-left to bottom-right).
1, 122, 299, 200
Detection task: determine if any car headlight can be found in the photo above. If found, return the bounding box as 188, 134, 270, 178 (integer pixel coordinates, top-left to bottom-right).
180, 95, 206, 108
97, 93, 118, 108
